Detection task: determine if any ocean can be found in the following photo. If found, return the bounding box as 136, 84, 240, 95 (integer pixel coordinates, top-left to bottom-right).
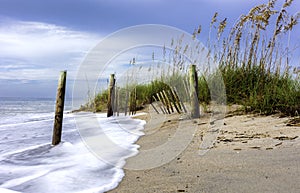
0, 97, 145, 193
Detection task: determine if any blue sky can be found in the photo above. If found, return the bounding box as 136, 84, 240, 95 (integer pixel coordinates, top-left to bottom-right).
0, 0, 299, 98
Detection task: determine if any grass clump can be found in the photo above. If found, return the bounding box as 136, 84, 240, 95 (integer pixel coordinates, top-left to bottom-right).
195, 0, 300, 116
90, 0, 299, 117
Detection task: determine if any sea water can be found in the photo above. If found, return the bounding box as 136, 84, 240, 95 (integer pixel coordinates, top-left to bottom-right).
0, 97, 145, 193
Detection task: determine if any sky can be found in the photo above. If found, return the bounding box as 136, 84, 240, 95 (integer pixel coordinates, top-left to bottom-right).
0, 0, 299, 98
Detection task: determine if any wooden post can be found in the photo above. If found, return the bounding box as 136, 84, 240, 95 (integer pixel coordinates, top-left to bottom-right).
183, 78, 190, 100
107, 74, 115, 117
117, 87, 120, 116
129, 89, 133, 115
129, 89, 135, 115
189, 65, 200, 118
52, 71, 67, 145
125, 90, 129, 116
134, 87, 137, 115
114, 86, 119, 116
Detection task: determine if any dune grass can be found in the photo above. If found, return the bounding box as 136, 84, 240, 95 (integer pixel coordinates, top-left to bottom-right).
89, 0, 299, 116
195, 0, 300, 116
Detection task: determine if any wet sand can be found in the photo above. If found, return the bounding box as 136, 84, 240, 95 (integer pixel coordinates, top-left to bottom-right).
109, 106, 300, 193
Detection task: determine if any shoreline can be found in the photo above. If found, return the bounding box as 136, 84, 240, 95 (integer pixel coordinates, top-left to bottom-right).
109, 107, 300, 192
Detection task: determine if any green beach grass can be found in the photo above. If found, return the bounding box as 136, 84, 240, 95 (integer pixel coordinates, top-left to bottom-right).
85, 0, 299, 117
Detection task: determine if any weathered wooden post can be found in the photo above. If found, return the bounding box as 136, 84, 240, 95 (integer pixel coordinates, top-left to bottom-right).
133, 87, 137, 115
116, 87, 120, 116
125, 90, 129, 116
52, 71, 67, 145
107, 74, 115, 117
189, 65, 200, 118
129, 89, 136, 115
114, 86, 119, 116
183, 78, 190, 99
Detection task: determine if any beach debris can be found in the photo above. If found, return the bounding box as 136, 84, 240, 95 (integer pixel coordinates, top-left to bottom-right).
275, 142, 283, 146
218, 138, 233, 142
233, 148, 242, 151
217, 132, 270, 144
286, 117, 300, 126
176, 157, 183, 163
249, 146, 261, 149
273, 136, 298, 140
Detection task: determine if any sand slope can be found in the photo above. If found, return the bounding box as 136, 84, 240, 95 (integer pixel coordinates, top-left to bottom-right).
109, 111, 300, 193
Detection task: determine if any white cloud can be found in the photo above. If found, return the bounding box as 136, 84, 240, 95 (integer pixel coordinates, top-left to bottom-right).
0, 68, 58, 80
0, 18, 101, 81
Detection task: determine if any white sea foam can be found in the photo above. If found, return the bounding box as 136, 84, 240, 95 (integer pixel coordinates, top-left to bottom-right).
0, 99, 145, 193
1, 170, 51, 188
0, 188, 21, 193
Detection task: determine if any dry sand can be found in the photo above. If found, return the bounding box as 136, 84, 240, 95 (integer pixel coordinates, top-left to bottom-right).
108, 106, 300, 193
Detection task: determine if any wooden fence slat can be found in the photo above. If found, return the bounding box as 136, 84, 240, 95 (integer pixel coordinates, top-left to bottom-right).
167, 89, 181, 114
173, 86, 187, 113
163, 90, 174, 113
153, 95, 165, 114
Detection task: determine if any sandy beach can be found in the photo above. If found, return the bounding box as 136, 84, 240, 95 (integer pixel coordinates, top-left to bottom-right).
108, 105, 300, 193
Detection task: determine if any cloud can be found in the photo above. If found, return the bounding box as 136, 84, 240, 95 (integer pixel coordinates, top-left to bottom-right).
0, 68, 58, 80
0, 18, 101, 81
